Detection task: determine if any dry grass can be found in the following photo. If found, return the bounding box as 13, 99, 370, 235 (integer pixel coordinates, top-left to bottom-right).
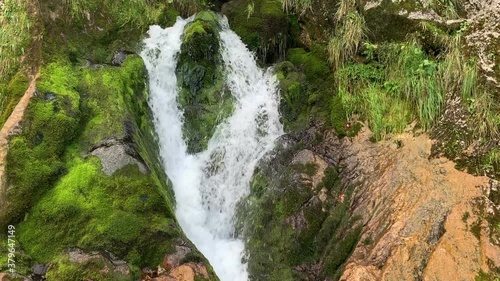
327, 11, 365, 70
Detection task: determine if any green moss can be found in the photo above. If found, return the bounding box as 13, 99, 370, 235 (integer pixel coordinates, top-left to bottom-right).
2, 54, 216, 278
1, 62, 81, 229
0, 236, 33, 276
46, 253, 132, 281
276, 55, 335, 132
287, 48, 330, 82
195, 10, 220, 24
177, 12, 234, 153
78, 55, 147, 147
17, 159, 177, 268
0, 71, 30, 126
222, 0, 288, 62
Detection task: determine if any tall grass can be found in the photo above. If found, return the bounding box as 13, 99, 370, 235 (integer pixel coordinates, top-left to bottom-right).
334, 27, 499, 141
62, 0, 164, 26
429, 0, 464, 19
381, 40, 445, 130
281, 0, 312, 15
328, 11, 365, 70
469, 90, 500, 139
0, 0, 32, 81
361, 87, 411, 140
0, 0, 33, 127
437, 33, 499, 139
62, 0, 202, 24
334, 0, 355, 21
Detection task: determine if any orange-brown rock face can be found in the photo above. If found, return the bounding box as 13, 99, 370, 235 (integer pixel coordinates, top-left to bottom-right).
337, 128, 498, 280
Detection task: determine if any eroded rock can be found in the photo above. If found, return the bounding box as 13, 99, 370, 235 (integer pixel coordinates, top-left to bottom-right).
240, 123, 498, 280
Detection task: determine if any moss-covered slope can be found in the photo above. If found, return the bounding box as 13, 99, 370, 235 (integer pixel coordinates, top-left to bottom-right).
0, 55, 216, 280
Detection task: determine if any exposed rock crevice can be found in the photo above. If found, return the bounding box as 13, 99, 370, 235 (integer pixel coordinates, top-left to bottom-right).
89, 137, 148, 176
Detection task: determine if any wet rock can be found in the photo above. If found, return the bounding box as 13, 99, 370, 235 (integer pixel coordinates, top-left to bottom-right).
237, 125, 361, 279
90, 138, 148, 176
50, 248, 132, 280
31, 264, 49, 277
68, 248, 102, 263
285, 209, 308, 230
37, 91, 57, 102
176, 11, 234, 154
111, 50, 133, 66
465, 0, 500, 87
144, 262, 210, 281
240, 123, 496, 280
163, 245, 192, 271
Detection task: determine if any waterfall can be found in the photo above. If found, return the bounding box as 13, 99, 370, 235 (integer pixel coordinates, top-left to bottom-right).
141, 16, 283, 281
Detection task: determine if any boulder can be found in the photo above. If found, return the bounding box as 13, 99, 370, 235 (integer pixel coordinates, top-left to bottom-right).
176, 11, 234, 153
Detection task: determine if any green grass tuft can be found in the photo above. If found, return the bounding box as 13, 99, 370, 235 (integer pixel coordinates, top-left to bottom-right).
0, 0, 32, 80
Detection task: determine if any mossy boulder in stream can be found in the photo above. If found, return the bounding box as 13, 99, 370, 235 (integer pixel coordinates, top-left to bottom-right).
177, 11, 234, 153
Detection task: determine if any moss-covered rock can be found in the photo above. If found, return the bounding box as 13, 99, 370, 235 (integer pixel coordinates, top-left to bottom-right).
0, 71, 30, 127
222, 0, 289, 63
1, 62, 81, 229
0, 56, 217, 279
46, 250, 133, 281
237, 137, 361, 280
276, 46, 341, 133
177, 11, 234, 153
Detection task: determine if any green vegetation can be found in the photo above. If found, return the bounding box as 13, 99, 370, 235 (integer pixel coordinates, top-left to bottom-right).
222, 0, 289, 62
177, 11, 235, 153
39, 0, 193, 67
0, 55, 216, 278
46, 253, 131, 281
1, 62, 81, 229
0, 0, 34, 127
63, 0, 164, 26
0, 72, 30, 125
0, 0, 32, 79
475, 270, 500, 281
281, 0, 311, 15
482, 148, 500, 179
330, 31, 496, 141
17, 159, 178, 270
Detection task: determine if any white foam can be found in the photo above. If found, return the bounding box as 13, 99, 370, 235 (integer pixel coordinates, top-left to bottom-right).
141, 16, 283, 281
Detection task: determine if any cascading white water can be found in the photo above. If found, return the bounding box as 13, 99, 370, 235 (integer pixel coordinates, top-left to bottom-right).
141, 16, 283, 281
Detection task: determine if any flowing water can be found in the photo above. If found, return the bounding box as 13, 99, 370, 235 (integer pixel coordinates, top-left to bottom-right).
141, 16, 283, 281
